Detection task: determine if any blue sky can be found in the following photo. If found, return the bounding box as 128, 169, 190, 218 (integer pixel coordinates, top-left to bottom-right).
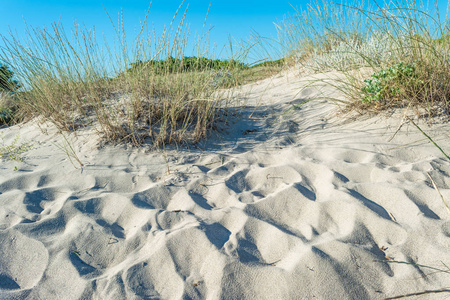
0, 0, 296, 63
1, 0, 449, 65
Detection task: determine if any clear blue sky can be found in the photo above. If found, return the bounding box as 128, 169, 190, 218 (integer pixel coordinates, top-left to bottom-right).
0, 0, 297, 63
1, 0, 449, 65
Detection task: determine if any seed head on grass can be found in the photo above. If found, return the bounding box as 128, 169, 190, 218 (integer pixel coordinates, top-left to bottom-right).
277, 0, 450, 117
0, 3, 250, 148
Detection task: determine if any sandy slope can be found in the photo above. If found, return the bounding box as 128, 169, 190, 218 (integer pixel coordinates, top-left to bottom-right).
0, 70, 449, 299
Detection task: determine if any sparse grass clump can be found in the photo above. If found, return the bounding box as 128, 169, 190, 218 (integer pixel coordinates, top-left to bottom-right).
0, 64, 20, 125
361, 62, 417, 104
277, 0, 450, 116
0, 64, 20, 92
0, 134, 32, 161
0, 107, 13, 124
0, 92, 17, 125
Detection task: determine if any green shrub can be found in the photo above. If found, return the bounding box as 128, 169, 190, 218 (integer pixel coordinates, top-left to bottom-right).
278, 0, 450, 115
0, 134, 32, 161
0, 64, 20, 92
0, 92, 17, 125
250, 58, 285, 68
0, 108, 13, 124
361, 62, 418, 104
126, 56, 247, 76
0, 5, 250, 146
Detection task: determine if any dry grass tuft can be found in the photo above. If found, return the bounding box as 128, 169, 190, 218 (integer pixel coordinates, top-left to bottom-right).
277, 0, 450, 118
0, 3, 255, 147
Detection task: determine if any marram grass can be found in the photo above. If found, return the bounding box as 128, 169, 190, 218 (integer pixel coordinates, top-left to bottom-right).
277, 0, 450, 117
0, 3, 252, 147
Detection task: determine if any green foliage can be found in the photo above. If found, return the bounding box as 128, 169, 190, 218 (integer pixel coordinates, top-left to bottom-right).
0, 64, 20, 92
126, 56, 247, 75
0, 3, 258, 147
0, 92, 17, 125
250, 58, 285, 68
0, 108, 13, 124
279, 0, 450, 115
434, 34, 450, 45
361, 62, 417, 104
0, 134, 32, 162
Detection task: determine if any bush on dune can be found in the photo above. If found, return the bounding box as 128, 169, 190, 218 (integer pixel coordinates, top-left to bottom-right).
125, 57, 246, 76
0, 64, 20, 93
0, 0, 287, 146
6, 0, 448, 146
0, 5, 252, 146
277, 0, 450, 116
0, 64, 20, 124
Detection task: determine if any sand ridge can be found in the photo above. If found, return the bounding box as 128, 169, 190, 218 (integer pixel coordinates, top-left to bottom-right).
0, 70, 449, 299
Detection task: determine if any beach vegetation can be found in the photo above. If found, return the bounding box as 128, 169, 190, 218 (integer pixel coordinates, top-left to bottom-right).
124, 56, 246, 76
0, 64, 20, 125
0, 3, 257, 147
379, 259, 450, 299
0, 64, 20, 92
0, 92, 17, 125
0, 133, 32, 162
277, 0, 450, 117
54, 131, 84, 169
361, 62, 418, 104
0, 107, 13, 124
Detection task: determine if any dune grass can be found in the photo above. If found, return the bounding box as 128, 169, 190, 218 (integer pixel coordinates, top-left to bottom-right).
379, 259, 450, 299
277, 0, 450, 117
0, 92, 16, 124
0, 133, 32, 162
3, 0, 449, 146
0, 3, 261, 147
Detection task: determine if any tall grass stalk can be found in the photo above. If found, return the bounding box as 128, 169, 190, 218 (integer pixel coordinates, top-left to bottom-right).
277, 0, 450, 116
426, 172, 450, 214
54, 131, 84, 169
0, 3, 248, 147
405, 115, 450, 160
378, 260, 450, 299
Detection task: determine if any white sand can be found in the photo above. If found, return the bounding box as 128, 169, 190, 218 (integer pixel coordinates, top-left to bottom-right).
0, 70, 449, 299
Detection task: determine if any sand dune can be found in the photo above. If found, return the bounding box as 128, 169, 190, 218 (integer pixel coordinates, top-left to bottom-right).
0, 70, 449, 299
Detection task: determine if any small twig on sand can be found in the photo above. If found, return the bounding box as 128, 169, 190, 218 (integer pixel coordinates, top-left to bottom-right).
375, 259, 450, 299
405, 116, 450, 160
376, 260, 450, 299
384, 288, 450, 299
427, 172, 450, 215
388, 115, 406, 142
